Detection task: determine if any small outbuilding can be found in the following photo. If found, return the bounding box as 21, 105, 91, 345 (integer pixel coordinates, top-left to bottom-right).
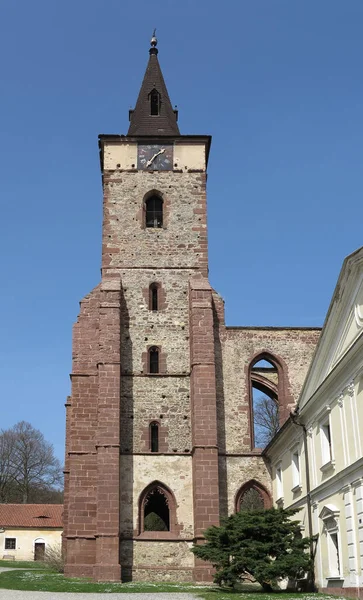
0, 504, 63, 561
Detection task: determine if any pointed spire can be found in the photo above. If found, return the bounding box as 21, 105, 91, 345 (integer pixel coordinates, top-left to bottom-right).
128, 34, 180, 136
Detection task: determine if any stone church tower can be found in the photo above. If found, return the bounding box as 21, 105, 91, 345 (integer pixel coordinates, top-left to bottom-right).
63, 35, 320, 582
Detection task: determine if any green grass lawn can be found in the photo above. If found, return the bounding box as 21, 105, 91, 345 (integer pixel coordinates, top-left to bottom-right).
0, 566, 346, 599
0, 559, 43, 569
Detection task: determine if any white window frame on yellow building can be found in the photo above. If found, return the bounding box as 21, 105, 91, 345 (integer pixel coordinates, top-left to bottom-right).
291, 446, 301, 493
319, 505, 343, 581
275, 462, 283, 506
318, 406, 335, 472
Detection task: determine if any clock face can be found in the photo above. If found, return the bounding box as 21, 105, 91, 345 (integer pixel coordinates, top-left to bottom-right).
137, 144, 173, 171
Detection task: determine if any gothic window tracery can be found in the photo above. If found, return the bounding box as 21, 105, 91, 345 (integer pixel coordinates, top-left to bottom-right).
138, 481, 177, 535
236, 480, 272, 512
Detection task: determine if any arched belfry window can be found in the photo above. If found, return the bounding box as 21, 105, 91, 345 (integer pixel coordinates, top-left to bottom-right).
236, 480, 272, 512
250, 355, 280, 449
149, 88, 160, 116
150, 421, 159, 452
149, 346, 159, 374
139, 481, 177, 535
145, 195, 163, 228
149, 283, 158, 311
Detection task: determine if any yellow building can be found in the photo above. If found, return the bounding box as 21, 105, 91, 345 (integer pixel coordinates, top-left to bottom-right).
265, 247, 363, 598
0, 504, 62, 562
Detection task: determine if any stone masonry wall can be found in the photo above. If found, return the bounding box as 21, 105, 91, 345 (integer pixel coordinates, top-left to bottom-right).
119, 455, 194, 538
64, 277, 122, 581
65, 134, 321, 583
218, 326, 321, 454
100, 163, 210, 580
101, 170, 208, 275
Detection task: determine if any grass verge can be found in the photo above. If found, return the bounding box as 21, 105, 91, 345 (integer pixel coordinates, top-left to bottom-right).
0, 560, 43, 569
0, 569, 345, 598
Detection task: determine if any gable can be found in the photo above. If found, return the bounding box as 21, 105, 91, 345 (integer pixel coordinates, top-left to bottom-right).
299, 248, 363, 407
330, 275, 363, 369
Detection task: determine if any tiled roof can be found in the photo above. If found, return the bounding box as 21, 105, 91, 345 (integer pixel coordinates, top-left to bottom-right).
128, 48, 180, 136
0, 504, 63, 528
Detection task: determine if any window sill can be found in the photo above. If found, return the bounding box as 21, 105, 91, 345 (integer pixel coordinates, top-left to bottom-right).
326, 576, 344, 581
291, 484, 302, 493
320, 459, 335, 473
137, 531, 177, 540
276, 497, 284, 507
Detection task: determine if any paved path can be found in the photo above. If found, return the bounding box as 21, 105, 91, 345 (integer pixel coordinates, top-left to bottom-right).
0, 567, 29, 572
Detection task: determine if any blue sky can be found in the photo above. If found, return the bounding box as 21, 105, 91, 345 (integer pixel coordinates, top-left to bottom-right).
0, 0, 362, 462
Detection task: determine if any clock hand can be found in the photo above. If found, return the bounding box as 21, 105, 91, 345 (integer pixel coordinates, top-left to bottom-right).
146, 153, 158, 167
146, 148, 166, 167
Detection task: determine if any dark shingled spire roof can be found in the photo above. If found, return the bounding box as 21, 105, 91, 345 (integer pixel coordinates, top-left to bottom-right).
128, 34, 180, 136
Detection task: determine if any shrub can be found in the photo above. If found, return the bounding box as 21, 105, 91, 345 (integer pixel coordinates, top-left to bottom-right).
43, 543, 64, 573
192, 507, 312, 590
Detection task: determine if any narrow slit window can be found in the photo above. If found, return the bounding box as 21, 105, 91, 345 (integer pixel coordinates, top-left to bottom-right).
150, 422, 159, 452
149, 347, 159, 374
145, 195, 163, 228
150, 284, 158, 311
150, 89, 160, 115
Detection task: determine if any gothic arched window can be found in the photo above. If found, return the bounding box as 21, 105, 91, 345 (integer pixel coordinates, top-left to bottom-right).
249, 354, 280, 449
139, 481, 177, 536
149, 347, 159, 374
145, 195, 163, 228
150, 421, 159, 453
149, 88, 160, 116
236, 480, 272, 512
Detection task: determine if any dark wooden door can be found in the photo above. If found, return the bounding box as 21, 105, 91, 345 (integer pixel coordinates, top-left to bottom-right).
34, 543, 45, 561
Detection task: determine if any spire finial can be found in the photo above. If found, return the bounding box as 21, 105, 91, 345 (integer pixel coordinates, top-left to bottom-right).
150, 29, 158, 55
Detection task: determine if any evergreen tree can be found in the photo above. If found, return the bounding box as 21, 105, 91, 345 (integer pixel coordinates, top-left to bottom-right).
192, 507, 312, 590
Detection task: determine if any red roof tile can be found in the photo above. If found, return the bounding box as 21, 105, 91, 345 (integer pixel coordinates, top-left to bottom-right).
0, 504, 63, 528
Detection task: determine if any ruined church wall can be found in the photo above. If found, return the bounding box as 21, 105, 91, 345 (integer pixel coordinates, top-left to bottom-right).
218, 327, 321, 455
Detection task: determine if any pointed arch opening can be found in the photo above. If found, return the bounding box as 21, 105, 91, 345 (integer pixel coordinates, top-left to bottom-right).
149, 88, 160, 116
236, 480, 272, 512
138, 481, 178, 537
249, 353, 282, 449
145, 193, 163, 228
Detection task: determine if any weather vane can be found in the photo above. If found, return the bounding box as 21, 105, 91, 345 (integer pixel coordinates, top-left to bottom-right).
151, 29, 157, 47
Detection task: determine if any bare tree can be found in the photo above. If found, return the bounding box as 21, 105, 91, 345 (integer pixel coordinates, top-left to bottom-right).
1, 421, 63, 504
0, 429, 16, 502
253, 395, 280, 447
